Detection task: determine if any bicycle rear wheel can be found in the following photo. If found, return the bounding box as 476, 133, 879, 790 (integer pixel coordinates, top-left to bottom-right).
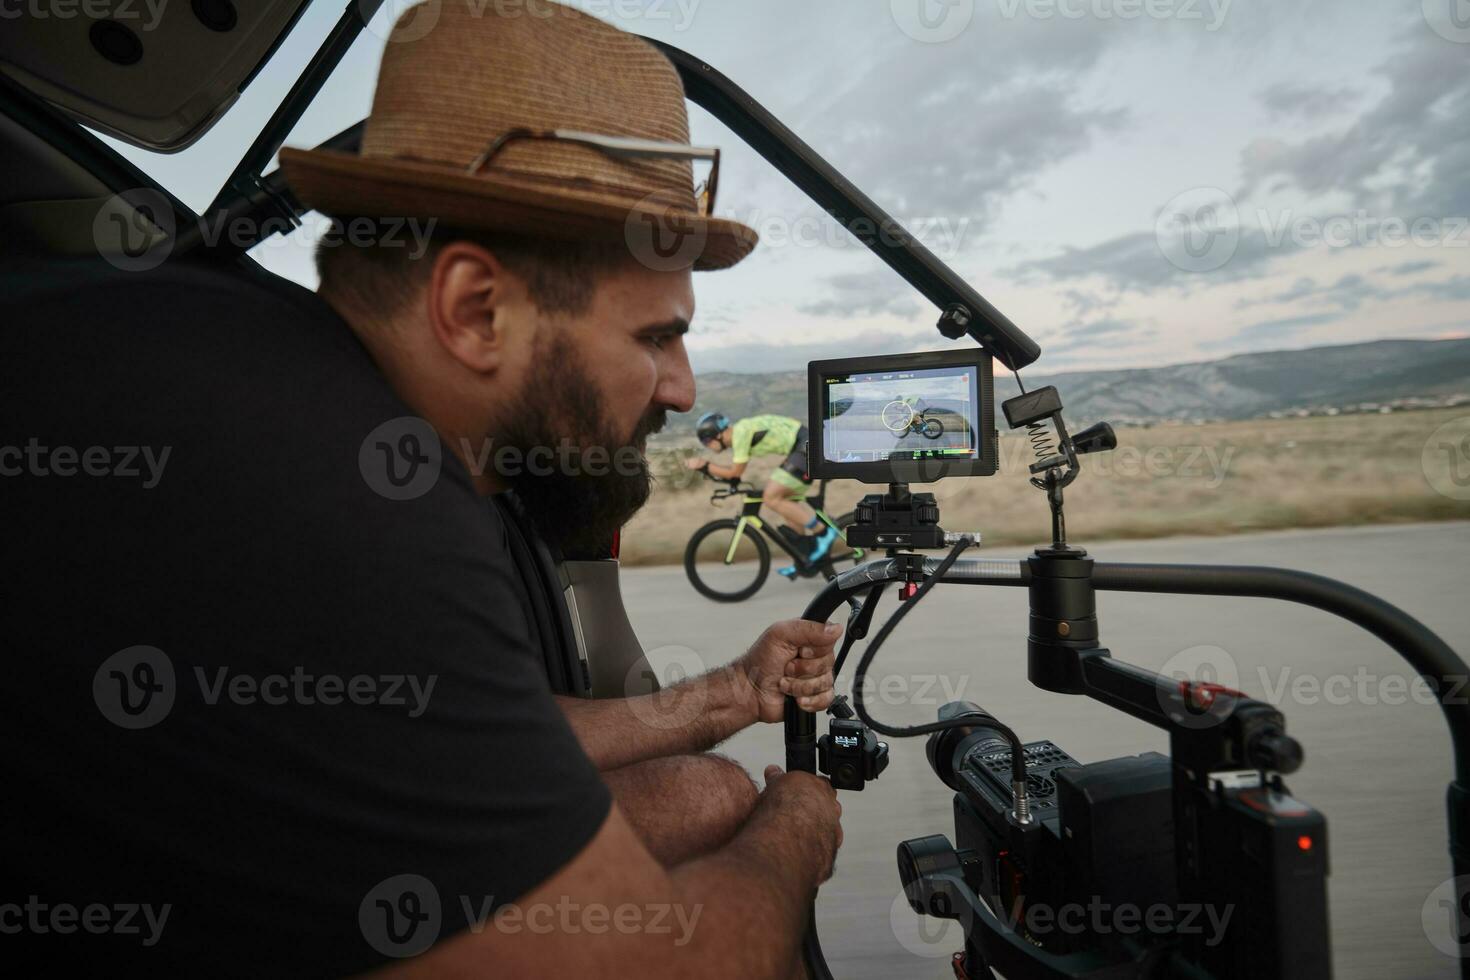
684, 519, 771, 602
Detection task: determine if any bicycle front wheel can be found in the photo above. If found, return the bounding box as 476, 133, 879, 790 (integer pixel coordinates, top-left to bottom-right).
684, 519, 771, 602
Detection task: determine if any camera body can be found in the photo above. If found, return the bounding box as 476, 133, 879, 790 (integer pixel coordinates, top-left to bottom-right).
915, 701, 1331, 978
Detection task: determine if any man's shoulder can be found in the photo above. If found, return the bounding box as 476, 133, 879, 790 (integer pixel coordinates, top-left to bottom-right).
3, 254, 324, 321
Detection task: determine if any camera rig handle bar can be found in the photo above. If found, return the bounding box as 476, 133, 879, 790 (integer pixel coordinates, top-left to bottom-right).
786, 551, 1470, 980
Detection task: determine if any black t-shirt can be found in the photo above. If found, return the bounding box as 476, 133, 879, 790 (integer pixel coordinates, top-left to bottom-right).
0, 256, 611, 976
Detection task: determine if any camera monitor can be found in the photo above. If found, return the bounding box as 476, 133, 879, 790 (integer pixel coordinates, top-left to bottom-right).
808, 349, 997, 484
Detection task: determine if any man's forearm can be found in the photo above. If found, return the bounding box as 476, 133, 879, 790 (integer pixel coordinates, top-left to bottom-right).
666, 795, 831, 978
556, 665, 758, 770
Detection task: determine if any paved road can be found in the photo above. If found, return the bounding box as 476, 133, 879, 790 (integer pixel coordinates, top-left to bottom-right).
622, 522, 1470, 980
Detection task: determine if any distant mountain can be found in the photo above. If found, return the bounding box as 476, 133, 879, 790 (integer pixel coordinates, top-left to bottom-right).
659, 337, 1470, 445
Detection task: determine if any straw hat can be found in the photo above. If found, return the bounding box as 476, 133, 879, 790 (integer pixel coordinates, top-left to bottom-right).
279, 1, 757, 271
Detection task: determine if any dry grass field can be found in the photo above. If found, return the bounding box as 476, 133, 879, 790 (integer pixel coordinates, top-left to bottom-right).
622, 407, 1470, 566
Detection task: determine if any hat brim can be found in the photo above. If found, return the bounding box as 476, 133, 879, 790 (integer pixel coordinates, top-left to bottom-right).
278, 148, 757, 272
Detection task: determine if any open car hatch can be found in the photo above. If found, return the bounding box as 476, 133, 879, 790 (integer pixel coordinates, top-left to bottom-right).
0, 0, 310, 151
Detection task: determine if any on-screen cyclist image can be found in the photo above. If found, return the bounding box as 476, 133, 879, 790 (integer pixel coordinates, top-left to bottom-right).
684, 412, 837, 574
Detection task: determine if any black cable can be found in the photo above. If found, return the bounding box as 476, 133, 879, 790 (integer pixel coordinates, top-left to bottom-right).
1012, 369, 1028, 395
848, 538, 1028, 787
831, 583, 886, 680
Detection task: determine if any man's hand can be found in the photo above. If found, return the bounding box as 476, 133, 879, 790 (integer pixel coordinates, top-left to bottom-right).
761, 765, 842, 882
737, 620, 842, 722
683, 457, 708, 471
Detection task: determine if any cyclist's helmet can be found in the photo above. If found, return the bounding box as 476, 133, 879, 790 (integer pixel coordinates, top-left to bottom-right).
696, 412, 731, 444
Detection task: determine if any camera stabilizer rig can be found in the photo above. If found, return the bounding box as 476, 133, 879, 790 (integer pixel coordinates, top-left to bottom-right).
787, 385, 1470, 980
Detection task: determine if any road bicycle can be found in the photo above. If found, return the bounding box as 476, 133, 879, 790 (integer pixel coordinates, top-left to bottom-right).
881, 398, 945, 440
683, 473, 865, 602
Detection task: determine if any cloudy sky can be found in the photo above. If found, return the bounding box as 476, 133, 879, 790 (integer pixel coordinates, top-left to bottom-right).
111, 0, 1470, 376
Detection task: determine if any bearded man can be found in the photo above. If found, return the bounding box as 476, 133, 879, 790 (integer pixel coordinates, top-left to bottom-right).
2, 3, 842, 977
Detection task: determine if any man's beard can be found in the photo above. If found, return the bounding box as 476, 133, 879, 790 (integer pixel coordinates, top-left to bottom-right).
494, 340, 666, 558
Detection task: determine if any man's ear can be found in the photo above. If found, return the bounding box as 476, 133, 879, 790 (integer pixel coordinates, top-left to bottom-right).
425, 241, 521, 374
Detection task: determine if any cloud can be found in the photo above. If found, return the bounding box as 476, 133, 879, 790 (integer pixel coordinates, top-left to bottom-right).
1242, 273, 1382, 312
1258, 82, 1360, 119
798, 273, 923, 318
1410, 275, 1470, 303
1068, 318, 1140, 339
800, 15, 1128, 226
1382, 259, 1441, 277
1238, 29, 1470, 218
1004, 227, 1301, 293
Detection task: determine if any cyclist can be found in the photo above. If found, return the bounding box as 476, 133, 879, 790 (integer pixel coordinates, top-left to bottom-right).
685, 412, 838, 570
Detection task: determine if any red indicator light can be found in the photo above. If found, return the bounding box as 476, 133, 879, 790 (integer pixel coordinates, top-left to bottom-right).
1297, 835, 1312, 852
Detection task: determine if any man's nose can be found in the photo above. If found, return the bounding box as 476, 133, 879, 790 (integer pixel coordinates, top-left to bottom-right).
657, 344, 697, 414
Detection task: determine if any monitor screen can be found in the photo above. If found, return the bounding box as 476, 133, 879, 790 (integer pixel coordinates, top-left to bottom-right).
808, 350, 997, 483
